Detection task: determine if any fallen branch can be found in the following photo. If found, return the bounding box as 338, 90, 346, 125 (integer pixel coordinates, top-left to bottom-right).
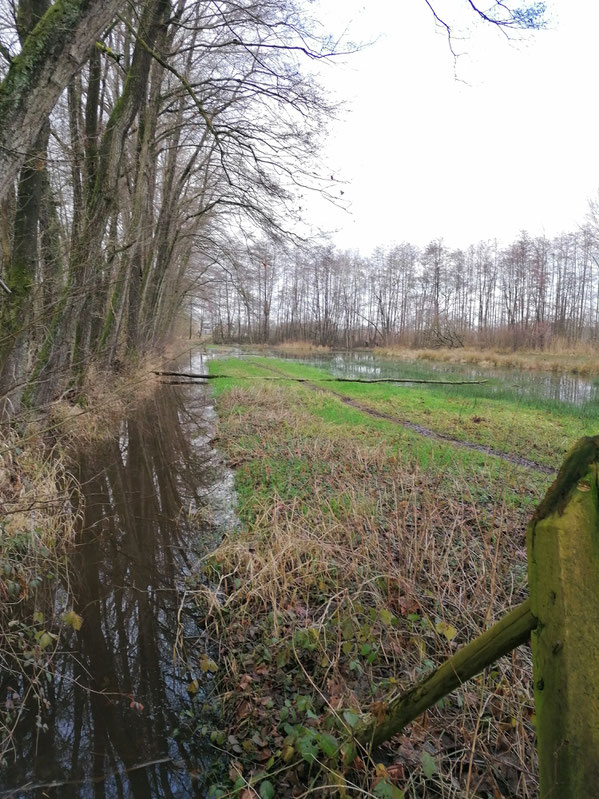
351, 599, 535, 751
153, 370, 488, 386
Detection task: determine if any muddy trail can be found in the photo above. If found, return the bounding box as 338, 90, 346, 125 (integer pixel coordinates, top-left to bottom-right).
245, 360, 558, 476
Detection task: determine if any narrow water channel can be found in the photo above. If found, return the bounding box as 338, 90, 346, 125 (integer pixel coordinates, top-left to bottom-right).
1, 360, 234, 798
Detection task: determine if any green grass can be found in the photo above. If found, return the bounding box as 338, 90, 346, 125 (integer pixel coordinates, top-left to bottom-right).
197, 355, 555, 798
211, 355, 597, 471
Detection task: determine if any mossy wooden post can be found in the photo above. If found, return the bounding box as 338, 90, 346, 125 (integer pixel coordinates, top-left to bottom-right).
527, 435, 599, 798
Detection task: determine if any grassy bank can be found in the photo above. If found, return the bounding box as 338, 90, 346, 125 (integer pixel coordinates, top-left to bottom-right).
193, 356, 582, 798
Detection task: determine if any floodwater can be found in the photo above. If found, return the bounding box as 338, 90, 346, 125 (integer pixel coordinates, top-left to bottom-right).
0, 352, 234, 798
234, 348, 599, 410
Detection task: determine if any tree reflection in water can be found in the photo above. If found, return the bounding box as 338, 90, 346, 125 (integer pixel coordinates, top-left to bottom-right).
1, 385, 233, 798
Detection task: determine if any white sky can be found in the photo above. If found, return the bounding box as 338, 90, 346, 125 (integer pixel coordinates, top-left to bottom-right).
305, 0, 599, 252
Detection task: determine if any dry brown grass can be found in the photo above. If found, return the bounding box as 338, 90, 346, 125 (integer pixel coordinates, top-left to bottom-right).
43, 356, 162, 449
0, 424, 80, 761
374, 345, 599, 376
196, 381, 537, 798
267, 341, 333, 355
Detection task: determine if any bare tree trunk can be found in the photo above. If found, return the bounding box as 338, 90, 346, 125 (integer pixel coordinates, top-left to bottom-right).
0, 0, 123, 202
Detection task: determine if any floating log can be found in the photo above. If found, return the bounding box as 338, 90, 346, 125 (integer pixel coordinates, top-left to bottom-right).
153, 370, 488, 386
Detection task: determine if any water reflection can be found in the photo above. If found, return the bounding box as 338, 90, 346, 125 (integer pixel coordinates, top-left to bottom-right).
1, 385, 233, 798
245, 349, 599, 409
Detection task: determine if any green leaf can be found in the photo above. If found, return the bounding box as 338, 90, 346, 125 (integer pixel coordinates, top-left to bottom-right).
62, 610, 84, 630
373, 779, 405, 799
38, 631, 55, 650
379, 608, 395, 626
317, 732, 339, 758
296, 733, 318, 763
421, 750, 437, 779
435, 620, 458, 641
259, 780, 275, 799
200, 654, 218, 673
343, 710, 360, 728
296, 695, 312, 712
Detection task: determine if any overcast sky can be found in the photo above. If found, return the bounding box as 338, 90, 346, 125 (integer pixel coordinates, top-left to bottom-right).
305, 0, 599, 253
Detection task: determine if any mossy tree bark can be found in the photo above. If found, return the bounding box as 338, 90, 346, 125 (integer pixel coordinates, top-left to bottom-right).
27, 0, 170, 403
0, 0, 122, 203
527, 435, 599, 798
0, 0, 50, 402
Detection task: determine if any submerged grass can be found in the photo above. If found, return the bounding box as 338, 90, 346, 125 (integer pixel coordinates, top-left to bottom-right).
191, 356, 572, 798
211, 356, 596, 470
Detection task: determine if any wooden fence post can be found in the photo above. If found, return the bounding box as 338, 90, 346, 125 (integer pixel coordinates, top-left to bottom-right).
527, 435, 599, 798
349, 436, 599, 797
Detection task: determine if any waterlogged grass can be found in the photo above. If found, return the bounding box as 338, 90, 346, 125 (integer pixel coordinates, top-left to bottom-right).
194, 357, 560, 798
211, 356, 597, 469
374, 344, 599, 378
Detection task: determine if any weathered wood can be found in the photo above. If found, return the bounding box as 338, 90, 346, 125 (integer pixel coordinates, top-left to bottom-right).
527, 435, 599, 798
152, 370, 488, 386
351, 599, 535, 750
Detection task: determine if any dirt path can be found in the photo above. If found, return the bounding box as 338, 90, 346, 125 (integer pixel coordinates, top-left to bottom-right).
248, 360, 557, 476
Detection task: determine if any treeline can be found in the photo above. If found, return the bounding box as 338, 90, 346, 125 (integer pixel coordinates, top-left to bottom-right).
0, 0, 334, 414
204, 227, 599, 349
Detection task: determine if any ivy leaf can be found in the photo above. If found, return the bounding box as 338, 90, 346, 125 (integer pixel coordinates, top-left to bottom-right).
259, 780, 275, 799
421, 750, 437, 779
373, 779, 405, 798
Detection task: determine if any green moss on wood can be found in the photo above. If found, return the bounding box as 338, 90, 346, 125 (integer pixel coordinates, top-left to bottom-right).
0, 0, 89, 120
527, 436, 599, 797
